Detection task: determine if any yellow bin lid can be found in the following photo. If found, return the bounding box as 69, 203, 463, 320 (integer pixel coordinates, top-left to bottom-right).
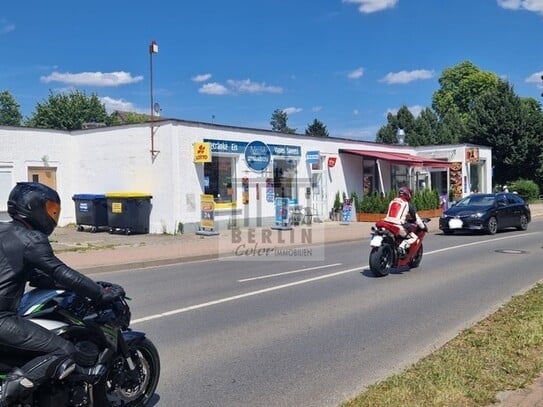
105, 192, 152, 199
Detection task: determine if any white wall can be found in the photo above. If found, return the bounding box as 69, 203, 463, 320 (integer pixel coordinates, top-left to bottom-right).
1, 124, 492, 234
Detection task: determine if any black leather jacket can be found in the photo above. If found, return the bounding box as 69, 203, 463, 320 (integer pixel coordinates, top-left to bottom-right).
0, 220, 102, 314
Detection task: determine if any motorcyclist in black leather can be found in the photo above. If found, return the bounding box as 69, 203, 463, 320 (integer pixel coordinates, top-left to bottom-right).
0, 182, 120, 405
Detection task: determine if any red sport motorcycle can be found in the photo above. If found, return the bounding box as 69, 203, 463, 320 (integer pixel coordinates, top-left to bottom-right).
368, 218, 430, 277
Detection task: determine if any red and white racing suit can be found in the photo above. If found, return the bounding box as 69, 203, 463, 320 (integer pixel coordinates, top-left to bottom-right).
383, 197, 426, 252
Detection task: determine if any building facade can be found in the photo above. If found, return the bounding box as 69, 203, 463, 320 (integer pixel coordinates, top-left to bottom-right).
0, 120, 492, 233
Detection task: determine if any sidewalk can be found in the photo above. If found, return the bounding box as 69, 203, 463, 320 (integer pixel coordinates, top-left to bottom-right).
50, 203, 543, 406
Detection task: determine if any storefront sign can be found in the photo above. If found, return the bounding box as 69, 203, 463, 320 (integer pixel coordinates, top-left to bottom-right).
328, 157, 337, 168
306, 150, 320, 164
200, 194, 215, 230
466, 147, 479, 163
204, 139, 301, 157
193, 142, 211, 163
244, 141, 271, 172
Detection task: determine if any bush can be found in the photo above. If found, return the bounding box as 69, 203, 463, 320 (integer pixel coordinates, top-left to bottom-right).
357, 189, 441, 213
508, 179, 540, 201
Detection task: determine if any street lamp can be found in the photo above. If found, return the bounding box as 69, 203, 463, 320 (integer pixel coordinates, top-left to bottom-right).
396, 128, 406, 145
149, 40, 159, 158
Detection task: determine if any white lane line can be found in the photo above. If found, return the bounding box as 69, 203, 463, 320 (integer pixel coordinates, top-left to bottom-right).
132, 232, 539, 325
425, 232, 539, 256
132, 265, 363, 325
238, 263, 342, 282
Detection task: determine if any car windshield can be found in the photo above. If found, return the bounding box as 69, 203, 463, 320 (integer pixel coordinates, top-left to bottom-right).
455, 195, 496, 207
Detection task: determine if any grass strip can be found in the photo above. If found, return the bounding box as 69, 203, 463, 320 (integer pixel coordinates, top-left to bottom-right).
342, 282, 543, 407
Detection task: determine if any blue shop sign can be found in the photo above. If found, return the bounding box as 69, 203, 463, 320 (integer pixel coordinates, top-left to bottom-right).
306, 150, 320, 164
245, 140, 271, 172
204, 139, 301, 157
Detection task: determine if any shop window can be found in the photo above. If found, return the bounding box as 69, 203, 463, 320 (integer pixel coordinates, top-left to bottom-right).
391, 165, 409, 190
204, 156, 236, 204
273, 159, 298, 203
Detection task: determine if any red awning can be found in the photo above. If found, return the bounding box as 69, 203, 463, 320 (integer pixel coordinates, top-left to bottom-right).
339, 149, 451, 168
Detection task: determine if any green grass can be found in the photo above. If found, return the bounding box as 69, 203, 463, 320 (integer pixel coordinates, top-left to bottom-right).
342, 283, 543, 407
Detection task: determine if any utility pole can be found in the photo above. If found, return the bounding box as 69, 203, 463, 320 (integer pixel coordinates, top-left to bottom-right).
150, 40, 159, 158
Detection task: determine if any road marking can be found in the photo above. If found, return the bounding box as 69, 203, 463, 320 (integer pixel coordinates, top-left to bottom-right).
238, 263, 342, 282
132, 265, 363, 324
132, 232, 539, 325
426, 232, 539, 256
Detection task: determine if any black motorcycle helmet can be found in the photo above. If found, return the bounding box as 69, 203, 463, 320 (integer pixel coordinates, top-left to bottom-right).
7, 182, 61, 236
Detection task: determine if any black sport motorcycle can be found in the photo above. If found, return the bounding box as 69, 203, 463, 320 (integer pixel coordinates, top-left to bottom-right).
0, 280, 160, 406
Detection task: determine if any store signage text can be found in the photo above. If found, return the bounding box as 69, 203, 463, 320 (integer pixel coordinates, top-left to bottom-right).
204, 139, 301, 157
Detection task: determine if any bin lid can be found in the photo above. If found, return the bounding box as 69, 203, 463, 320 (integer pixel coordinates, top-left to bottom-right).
72, 194, 106, 200
105, 192, 153, 199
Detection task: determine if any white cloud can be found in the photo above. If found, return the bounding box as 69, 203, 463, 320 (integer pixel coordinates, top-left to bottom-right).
348, 67, 364, 79
198, 79, 283, 95
312, 106, 323, 112
379, 69, 435, 84
0, 19, 15, 35
227, 79, 283, 94
199, 82, 229, 95
525, 71, 543, 85
497, 0, 543, 14
100, 96, 146, 114
283, 107, 302, 115
343, 0, 398, 13
192, 73, 212, 82
386, 105, 424, 117
353, 109, 360, 115
40, 71, 143, 87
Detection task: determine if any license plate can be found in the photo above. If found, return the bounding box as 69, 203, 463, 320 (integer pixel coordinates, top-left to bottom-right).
370, 235, 383, 247
449, 218, 463, 229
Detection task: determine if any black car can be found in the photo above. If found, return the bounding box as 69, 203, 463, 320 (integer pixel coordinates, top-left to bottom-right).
439, 193, 531, 235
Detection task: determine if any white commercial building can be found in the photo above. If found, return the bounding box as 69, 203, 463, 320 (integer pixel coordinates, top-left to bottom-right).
0, 120, 492, 234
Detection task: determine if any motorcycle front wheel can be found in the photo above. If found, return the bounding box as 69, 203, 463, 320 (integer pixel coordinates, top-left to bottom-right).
94, 337, 161, 407
369, 244, 394, 277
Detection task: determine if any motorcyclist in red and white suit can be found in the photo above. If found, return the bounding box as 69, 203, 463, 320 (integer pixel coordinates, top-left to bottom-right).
383, 187, 426, 257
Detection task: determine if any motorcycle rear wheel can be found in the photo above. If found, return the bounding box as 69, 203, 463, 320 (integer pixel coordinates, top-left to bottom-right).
409, 245, 423, 268
94, 337, 160, 407
369, 244, 394, 277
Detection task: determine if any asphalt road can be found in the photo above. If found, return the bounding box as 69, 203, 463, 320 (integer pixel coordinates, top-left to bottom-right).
97, 219, 543, 407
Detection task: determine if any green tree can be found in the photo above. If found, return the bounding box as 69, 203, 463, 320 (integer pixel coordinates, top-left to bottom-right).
270, 109, 296, 134
305, 118, 329, 137
464, 80, 542, 185
376, 105, 415, 144
109, 111, 150, 125
25, 90, 110, 130
0, 90, 22, 126
432, 60, 500, 121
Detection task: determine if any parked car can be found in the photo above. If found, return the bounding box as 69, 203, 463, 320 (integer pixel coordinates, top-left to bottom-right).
439, 193, 531, 235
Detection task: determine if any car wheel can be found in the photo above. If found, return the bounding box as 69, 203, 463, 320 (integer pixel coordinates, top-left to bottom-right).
486, 216, 498, 235
517, 214, 528, 231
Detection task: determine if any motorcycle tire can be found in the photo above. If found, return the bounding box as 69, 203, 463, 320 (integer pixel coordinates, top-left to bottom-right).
409, 245, 423, 268
369, 244, 394, 277
93, 337, 161, 407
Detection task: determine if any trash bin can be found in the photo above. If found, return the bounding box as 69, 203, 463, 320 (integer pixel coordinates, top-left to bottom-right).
72, 194, 108, 233
105, 192, 152, 235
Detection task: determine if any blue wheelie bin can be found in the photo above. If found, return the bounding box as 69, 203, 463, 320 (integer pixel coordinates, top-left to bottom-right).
72, 194, 108, 232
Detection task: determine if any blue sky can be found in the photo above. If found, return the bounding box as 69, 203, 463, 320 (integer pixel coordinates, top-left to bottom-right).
2, 0, 543, 141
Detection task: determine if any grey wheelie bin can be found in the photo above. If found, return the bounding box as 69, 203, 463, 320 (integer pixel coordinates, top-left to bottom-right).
105, 192, 153, 235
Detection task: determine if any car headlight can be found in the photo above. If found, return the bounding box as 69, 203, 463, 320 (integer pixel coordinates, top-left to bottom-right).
469, 212, 484, 219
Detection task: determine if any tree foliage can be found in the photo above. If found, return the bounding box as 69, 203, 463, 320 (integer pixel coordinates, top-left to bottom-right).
0, 90, 22, 126
270, 109, 296, 134
305, 118, 329, 137
25, 90, 110, 130
432, 61, 500, 120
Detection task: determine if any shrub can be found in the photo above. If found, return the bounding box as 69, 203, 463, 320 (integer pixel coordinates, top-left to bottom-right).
509, 179, 540, 201
358, 189, 440, 213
